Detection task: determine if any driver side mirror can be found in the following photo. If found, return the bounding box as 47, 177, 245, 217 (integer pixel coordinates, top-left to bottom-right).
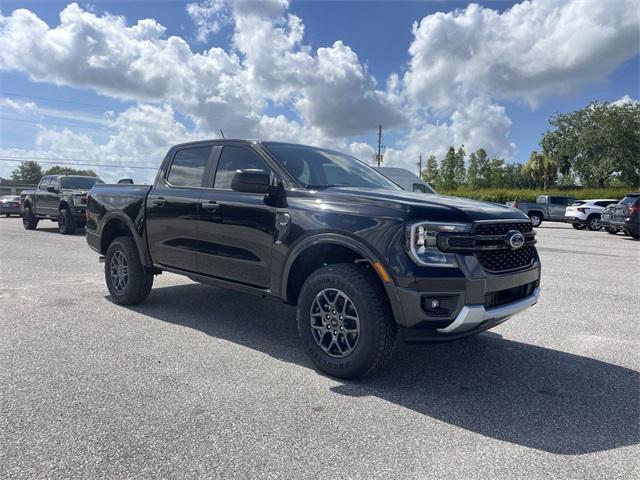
231, 169, 271, 194
46, 186, 56, 193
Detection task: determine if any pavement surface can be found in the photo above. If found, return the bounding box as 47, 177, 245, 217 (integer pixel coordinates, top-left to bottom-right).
1, 217, 638, 479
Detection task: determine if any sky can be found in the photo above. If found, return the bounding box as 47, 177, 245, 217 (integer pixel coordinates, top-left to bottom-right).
0, 0, 638, 183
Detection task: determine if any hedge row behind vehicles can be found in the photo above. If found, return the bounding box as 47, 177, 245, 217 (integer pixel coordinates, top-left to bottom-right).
85, 139, 541, 379
21, 175, 103, 234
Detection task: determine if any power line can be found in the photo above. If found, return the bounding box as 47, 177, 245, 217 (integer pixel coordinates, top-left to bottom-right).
0, 115, 113, 132
0, 157, 158, 170
2, 91, 122, 110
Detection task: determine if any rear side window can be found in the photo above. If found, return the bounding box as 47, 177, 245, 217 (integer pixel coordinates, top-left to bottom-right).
571, 201, 586, 206
213, 146, 272, 190
167, 147, 211, 187
621, 195, 640, 205
549, 197, 566, 205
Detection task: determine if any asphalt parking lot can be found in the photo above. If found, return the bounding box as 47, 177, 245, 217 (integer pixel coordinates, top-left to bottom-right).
1, 217, 638, 479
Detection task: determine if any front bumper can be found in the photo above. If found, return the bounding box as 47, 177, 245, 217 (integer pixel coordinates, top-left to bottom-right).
392, 262, 540, 336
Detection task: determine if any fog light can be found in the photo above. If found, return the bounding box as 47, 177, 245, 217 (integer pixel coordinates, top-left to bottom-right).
431, 299, 440, 309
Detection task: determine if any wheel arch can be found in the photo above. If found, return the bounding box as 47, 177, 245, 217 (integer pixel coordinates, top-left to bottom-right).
281, 233, 395, 307
99, 212, 152, 267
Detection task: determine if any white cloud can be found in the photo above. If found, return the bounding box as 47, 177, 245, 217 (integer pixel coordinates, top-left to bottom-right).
612, 95, 638, 106
404, 0, 640, 111
0, 105, 195, 183
1, 0, 638, 180
186, 0, 229, 43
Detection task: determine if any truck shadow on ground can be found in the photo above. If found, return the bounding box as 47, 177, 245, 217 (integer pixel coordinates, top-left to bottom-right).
33, 226, 85, 236
119, 283, 639, 456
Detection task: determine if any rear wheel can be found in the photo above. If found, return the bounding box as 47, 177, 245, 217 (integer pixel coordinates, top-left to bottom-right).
105, 236, 154, 305
529, 213, 542, 227
58, 208, 75, 234
22, 205, 38, 230
606, 228, 618, 235
587, 215, 601, 231
297, 263, 396, 379
572, 223, 585, 230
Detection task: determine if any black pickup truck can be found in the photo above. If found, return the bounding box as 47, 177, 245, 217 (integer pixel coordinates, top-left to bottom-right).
86, 140, 540, 378
21, 175, 103, 234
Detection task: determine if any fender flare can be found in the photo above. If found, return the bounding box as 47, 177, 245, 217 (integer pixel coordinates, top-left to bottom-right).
280, 232, 388, 298
99, 211, 153, 267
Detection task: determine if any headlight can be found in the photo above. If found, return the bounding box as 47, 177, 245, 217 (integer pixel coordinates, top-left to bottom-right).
406, 222, 471, 267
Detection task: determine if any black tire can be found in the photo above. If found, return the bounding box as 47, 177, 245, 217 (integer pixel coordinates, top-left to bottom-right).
4, 214, 10, 217
632, 232, 640, 240
105, 236, 154, 305
586, 215, 602, 231
529, 213, 542, 227
58, 208, 75, 234
571, 223, 585, 230
606, 228, 618, 235
22, 205, 38, 230
297, 263, 396, 379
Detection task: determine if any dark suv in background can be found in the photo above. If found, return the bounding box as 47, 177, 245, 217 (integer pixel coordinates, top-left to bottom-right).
611, 193, 640, 239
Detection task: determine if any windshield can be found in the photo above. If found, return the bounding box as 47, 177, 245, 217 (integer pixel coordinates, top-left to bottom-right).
264, 143, 401, 190
60, 177, 103, 189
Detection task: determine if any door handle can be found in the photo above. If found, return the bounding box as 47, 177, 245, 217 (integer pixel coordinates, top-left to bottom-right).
151, 197, 166, 207
201, 201, 219, 211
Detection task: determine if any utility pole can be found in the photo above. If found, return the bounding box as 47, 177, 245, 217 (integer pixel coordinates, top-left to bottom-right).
375, 125, 384, 166
418, 154, 422, 179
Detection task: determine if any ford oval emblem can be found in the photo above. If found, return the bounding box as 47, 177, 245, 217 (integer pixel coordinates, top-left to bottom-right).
506, 230, 525, 250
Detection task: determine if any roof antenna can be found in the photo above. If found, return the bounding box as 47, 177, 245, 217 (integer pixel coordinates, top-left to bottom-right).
219, 129, 225, 139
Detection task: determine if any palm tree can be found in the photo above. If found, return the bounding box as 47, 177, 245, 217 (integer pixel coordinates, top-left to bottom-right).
524, 151, 558, 190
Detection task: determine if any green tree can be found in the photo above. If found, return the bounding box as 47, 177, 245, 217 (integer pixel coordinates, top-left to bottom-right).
540, 101, 640, 186
486, 157, 506, 188
454, 146, 466, 186
467, 148, 490, 188
524, 151, 557, 190
437, 147, 458, 190
10, 161, 43, 184
44, 165, 97, 177
421, 154, 438, 185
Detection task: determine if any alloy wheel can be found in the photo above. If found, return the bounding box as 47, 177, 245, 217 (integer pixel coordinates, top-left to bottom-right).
109, 250, 129, 293
309, 288, 360, 358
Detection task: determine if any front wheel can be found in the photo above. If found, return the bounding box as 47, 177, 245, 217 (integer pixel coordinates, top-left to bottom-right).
105, 236, 154, 305
297, 263, 396, 379
529, 213, 542, 227
22, 206, 38, 230
58, 208, 75, 234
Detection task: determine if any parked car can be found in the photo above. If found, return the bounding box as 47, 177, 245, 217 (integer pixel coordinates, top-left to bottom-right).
21, 175, 103, 234
0, 195, 21, 216
507, 195, 576, 227
86, 140, 540, 379
563, 199, 619, 231
600, 204, 621, 234
374, 167, 437, 194
610, 193, 640, 239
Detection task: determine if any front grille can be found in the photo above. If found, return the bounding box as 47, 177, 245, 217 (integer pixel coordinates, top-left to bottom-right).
476, 245, 535, 273
484, 281, 537, 309
475, 222, 533, 235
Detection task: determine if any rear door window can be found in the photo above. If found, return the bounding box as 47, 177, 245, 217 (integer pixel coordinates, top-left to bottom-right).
167, 147, 212, 187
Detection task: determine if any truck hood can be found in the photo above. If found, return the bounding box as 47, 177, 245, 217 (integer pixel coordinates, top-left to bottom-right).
321, 187, 528, 222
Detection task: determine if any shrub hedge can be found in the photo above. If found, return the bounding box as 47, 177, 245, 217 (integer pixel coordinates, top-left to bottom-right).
438, 187, 636, 204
